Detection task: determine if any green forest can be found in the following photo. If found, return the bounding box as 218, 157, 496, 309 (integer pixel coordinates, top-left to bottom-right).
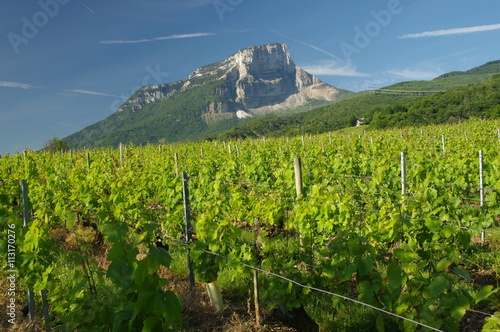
370, 74, 500, 129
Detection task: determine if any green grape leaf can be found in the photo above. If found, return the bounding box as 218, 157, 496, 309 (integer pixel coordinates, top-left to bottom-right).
457, 231, 471, 246
376, 314, 385, 332
424, 276, 448, 298
436, 258, 453, 272
358, 280, 380, 304
474, 285, 497, 304
387, 261, 407, 290
424, 217, 441, 233
450, 294, 470, 321
453, 267, 471, 281
148, 245, 172, 268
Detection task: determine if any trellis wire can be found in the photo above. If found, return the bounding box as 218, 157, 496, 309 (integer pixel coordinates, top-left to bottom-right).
164, 236, 444, 332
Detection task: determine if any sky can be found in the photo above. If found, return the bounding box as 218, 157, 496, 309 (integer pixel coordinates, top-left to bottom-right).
1, 0, 500, 155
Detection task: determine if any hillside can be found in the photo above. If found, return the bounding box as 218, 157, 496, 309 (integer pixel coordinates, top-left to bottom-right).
66, 80, 238, 148
370, 73, 500, 128
217, 60, 500, 139
377, 60, 500, 94
216, 92, 417, 139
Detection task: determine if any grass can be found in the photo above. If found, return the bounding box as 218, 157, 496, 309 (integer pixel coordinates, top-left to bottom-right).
304, 293, 402, 332
336, 124, 370, 135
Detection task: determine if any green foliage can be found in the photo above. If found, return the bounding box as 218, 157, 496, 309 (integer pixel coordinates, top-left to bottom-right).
2, 118, 499, 331
43, 137, 69, 153
0, 159, 184, 330
483, 311, 500, 331
371, 74, 500, 129
216, 92, 416, 140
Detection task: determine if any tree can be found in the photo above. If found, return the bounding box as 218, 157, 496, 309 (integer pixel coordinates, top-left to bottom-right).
348, 114, 358, 127
43, 137, 69, 153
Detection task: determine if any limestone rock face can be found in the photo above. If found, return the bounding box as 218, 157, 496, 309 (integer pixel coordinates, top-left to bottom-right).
118, 81, 185, 112
119, 43, 340, 115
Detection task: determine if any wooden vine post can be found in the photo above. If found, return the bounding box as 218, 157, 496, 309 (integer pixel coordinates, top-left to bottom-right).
294, 157, 303, 199
479, 150, 486, 243
21, 180, 35, 332
253, 236, 262, 327
174, 153, 179, 177
86, 152, 91, 169
253, 269, 262, 327
294, 157, 306, 250
41, 289, 51, 332
401, 152, 406, 203
182, 172, 195, 290
119, 143, 124, 164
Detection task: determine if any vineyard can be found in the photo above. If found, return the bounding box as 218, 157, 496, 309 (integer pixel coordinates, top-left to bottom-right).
1, 118, 500, 331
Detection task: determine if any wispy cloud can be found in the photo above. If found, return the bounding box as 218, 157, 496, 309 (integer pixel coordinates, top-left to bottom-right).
99, 32, 216, 45
174, 0, 214, 9
398, 23, 500, 39
78, 0, 95, 14
49, 120, 84, 130
386, 68, 443, 80
268, 28, 343, 62
302, 60, 369, 77
0, 81, 39, 89
63, 89, 121, 97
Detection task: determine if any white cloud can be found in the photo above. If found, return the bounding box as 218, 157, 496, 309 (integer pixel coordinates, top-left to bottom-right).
175, 0, 214, 8
0, 81, 39, 89
267, 28, 344, 62
49, 120, 84, 130
386, 68, 443, 80
266, 28, 369, 77
302, 61, 369, 77
99, 32, 216, 45
398, 23, 500, 39
63, 89, 120, 97
343, 78, 393, 92
77, 0, 95, 14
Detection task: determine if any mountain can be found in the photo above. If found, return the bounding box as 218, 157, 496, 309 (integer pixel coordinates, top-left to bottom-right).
65, 43, 347, 148
216, 60, 500, 139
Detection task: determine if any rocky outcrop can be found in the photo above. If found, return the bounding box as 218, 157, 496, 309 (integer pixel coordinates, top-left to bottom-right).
118, 43, 340, 116
118, 81, 185, 112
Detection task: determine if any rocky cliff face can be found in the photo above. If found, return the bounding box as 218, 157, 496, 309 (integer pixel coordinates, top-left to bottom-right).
118, 81, 186, 112
119, 43, 341, 116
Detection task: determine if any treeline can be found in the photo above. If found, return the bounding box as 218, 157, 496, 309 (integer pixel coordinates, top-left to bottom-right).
370, 73, 500, 129
215, 92, 416, 140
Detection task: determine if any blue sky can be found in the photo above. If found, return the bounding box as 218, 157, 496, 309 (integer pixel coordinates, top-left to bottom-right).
1, 0, 500, 154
